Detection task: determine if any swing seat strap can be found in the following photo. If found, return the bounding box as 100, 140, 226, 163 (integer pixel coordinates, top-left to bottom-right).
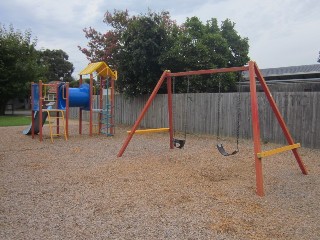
217, 143, 238, 156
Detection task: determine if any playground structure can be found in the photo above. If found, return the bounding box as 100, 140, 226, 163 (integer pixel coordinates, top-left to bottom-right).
117, 61, 308, 196
25, 62, 117, 142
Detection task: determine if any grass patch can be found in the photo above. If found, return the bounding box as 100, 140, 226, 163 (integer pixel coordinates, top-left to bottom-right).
0, 116, 31, 127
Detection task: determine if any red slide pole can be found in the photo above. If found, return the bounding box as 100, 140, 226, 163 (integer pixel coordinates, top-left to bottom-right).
31, 82, 35, 139
66, 83, 69, 139
89, 74, 93, 136
79, 75, 83, 134
39, 80, 43, 142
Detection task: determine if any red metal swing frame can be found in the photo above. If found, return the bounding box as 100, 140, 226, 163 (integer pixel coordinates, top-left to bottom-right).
117, 61, 308, 196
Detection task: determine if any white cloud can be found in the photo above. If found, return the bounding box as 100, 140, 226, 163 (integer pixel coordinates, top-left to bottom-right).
0, 0, 319, 77
182, 0, 320, 67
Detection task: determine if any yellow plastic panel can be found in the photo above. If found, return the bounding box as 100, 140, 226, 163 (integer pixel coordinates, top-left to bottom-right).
79, 62, 117, 80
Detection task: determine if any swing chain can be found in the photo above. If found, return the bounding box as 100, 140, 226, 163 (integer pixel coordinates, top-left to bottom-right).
172, 76, 186, 149
217, 79, 221, 142
184, 76, 190, 140
216, 72, 242, 157
172, 76, 176, 135
172, 76, 190, 149
235, 72, 242, 151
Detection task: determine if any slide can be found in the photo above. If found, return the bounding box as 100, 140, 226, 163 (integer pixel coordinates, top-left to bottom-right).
22, 111, 48, 135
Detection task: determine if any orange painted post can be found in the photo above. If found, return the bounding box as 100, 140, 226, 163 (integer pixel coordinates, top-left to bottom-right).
66, 83, 69, 139
248, 61, 264, 196
89, 74, 93, 136
57, 110, 60, 135
79, 75, 83, 134
254, 63, 308, 175
55, 83, 59, 135
99, 77, 103, 134
167, 74, 174, 149
117, 71, 169, 157
39, 80, 43, 142
110, 77, 115, 135
31, 82, 35, 139
169, 66, 248, 77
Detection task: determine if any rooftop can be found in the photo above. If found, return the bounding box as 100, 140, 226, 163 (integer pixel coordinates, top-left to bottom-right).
243, 63, 320, 80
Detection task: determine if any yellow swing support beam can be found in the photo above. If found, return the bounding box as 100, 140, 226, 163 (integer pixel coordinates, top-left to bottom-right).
257, 143, 301, 159
127, 128, 169, 134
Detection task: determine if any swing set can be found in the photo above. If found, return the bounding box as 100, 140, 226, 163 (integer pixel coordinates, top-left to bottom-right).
117, 61, 308, 196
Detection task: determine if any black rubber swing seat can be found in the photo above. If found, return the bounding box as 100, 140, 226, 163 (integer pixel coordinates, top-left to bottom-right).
173, 138, 185, 149
217, 143, 238, 156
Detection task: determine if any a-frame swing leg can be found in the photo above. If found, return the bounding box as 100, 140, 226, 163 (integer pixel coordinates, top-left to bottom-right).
117, 71, 169, 157
249, 61, 264, 196
249, 61, 308, 197
254, 63, 308, 175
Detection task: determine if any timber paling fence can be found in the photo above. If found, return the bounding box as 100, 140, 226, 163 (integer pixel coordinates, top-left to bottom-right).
69, 92, 320, 149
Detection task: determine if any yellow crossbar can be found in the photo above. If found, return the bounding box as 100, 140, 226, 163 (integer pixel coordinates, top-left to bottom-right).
127, 128, 169, 134
257, 143, 301, 158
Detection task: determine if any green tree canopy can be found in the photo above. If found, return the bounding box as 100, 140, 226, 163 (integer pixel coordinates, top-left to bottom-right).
80, 10, 250, 97
0, 24, 44, 115
38, 49, 74, 82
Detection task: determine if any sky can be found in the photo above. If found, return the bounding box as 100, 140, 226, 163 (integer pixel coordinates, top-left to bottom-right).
0, 0, 319, 78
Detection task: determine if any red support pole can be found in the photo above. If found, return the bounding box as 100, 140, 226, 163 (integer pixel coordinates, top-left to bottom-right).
253, 63, 308, 175
117, 70, 169, 157
167, 74, 174, 149
57, 110, 60, 134
89, 74, 93, 136
66, 83, 69, 140
31, 82, 35, 139
110, 77, 115, 135
55, 83, 59, 135
99, 77, 103, 134
79, 76, 83, 135
39, 80, 43, 142
248, 61, 264, 196
169, 66, 248, 77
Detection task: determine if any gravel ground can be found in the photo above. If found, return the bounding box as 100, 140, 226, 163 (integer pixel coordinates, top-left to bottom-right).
1, 121, 319, 239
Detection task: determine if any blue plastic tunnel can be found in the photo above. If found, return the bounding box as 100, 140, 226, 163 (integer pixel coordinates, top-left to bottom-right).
57, 83, 90, 110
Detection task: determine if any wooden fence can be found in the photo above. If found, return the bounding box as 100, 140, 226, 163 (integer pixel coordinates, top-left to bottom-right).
69, 92, 320, 149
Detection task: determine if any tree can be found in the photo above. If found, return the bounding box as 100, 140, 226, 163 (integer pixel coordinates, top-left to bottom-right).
161, 17, 249, 93
38, 49, 74, 82
117, 12, 172, 96
80, 10, 174, 97
0, 25, 43, 115
78, 9, 130, 69
80, 10, 250, 97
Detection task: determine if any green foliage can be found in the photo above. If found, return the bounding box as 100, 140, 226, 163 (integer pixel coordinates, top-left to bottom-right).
117, 12, 170, 96
38, 49, 74, 82
69, 80, 80, 88
0, 115, 31, 126
0, 24, 44, 115
80, 10, 250, 97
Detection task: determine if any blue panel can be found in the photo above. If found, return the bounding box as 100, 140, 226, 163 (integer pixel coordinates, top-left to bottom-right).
32, 84, 39, 111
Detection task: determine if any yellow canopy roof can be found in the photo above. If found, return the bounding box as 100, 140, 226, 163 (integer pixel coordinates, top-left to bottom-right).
79, 62, 117, 80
